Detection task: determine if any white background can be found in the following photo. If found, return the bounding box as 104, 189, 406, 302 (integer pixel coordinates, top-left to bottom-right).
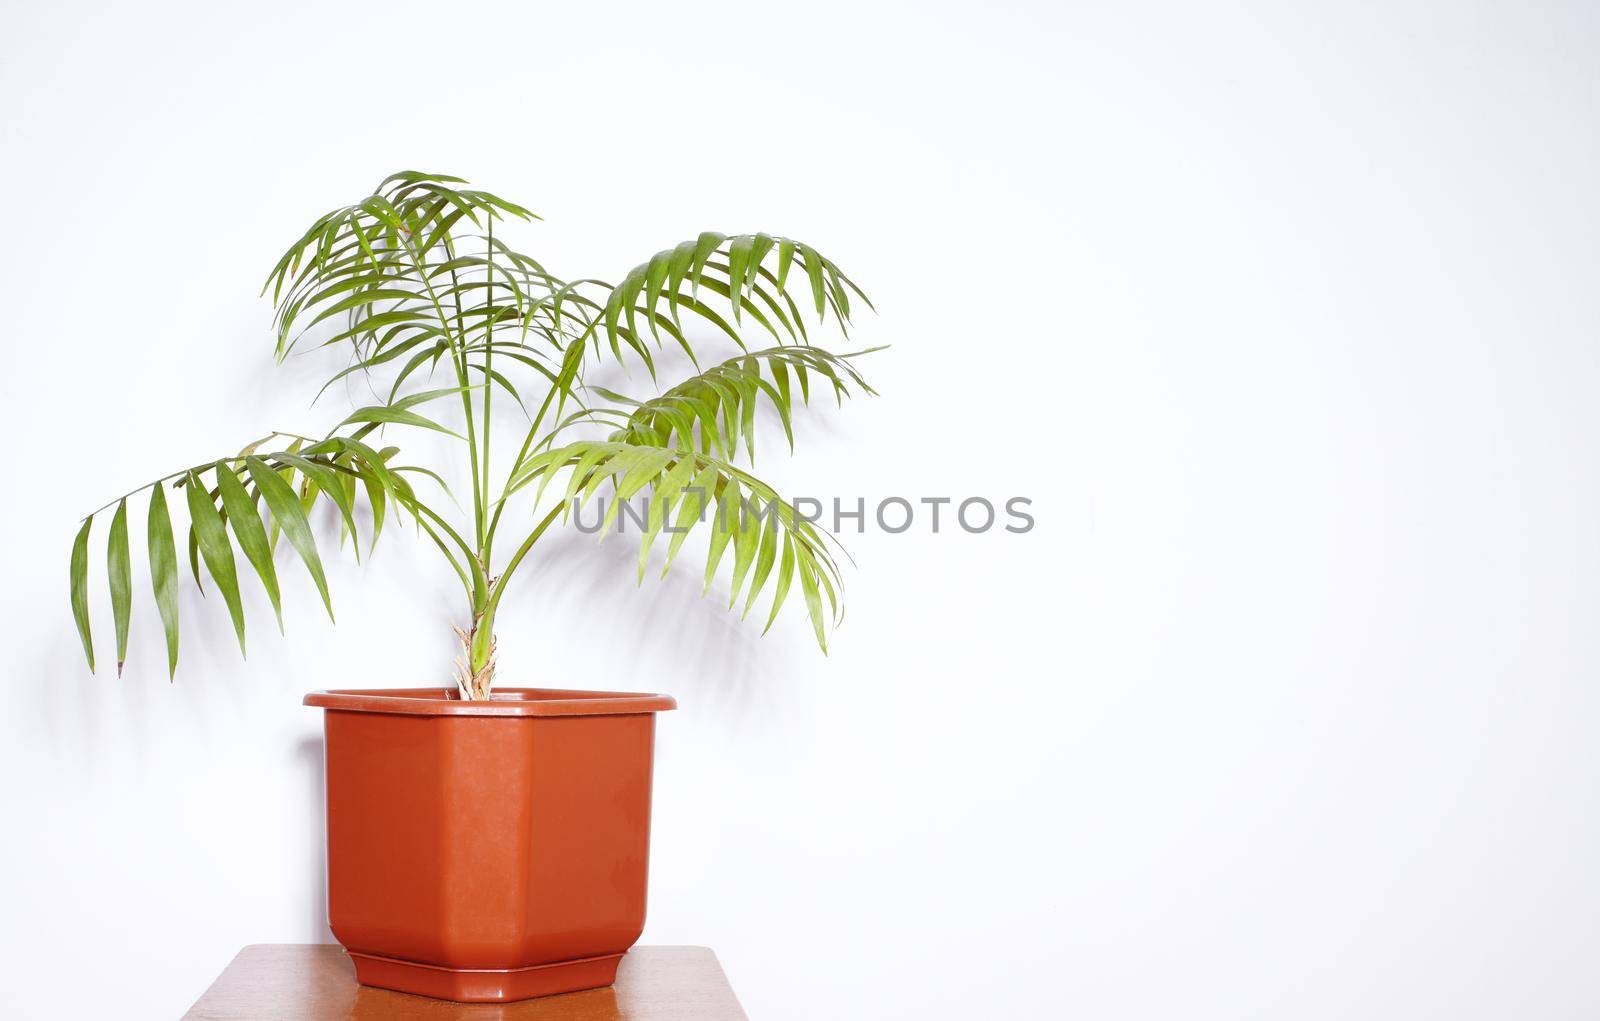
2, 1, 1597, 1018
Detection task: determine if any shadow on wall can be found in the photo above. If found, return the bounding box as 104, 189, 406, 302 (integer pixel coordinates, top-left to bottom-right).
299, 734, 332, 942
495, 521, 791, 724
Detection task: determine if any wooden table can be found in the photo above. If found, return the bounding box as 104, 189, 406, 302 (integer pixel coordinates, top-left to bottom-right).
183, 945, 748, 1020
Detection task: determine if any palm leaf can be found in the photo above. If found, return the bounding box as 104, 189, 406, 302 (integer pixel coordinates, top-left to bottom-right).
509, 440, 843, 650
69, 517, 93, 671
185, 469, 247, 655
107, 500, 132, 674
599, 346, 878, 463
147, 484, 180, 678
600, 233, 871, 363
68, 435, 446, 676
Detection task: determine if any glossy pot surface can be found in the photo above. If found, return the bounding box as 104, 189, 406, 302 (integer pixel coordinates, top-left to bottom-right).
304, 687, 676, 1002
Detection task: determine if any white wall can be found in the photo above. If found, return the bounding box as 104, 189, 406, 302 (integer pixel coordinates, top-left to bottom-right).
3, 1, 1598, 1017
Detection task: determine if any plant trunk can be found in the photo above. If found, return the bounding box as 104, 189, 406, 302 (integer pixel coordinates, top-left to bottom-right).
452, 617, 496, 700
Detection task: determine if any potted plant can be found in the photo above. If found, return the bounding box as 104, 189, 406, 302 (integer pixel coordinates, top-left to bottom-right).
66, 172, 875, 1002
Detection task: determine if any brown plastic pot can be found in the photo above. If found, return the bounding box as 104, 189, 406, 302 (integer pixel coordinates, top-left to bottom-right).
302, 687, 676, 1003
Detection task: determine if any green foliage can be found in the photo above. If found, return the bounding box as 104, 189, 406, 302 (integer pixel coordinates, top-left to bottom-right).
584, 346, 879, 463
510, 441, 845, 649
69, 172, 877, 685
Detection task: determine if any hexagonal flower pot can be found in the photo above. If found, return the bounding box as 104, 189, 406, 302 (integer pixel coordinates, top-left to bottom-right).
303, 687, 676, 1002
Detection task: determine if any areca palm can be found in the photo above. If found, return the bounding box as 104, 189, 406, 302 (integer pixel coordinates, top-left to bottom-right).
68, 171, 876, 698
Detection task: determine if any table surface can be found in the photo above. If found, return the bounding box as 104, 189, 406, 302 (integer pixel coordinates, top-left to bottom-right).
182, 945, 748, 1020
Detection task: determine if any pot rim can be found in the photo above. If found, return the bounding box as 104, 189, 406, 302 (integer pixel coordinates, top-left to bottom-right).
303, 686, 676, 717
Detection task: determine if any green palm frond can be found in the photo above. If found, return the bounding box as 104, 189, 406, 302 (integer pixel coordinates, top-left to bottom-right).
598, 233, 871, 360
577, 346, 879, 464
71, 172, 878, 687
508, 441, 842, 649
69, 434, 469, 677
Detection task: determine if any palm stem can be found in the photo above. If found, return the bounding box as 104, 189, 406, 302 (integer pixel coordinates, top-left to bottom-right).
483, 382, 559, 564
481, 215, 494, 569
399, 235, 483, 564
480, 503, 564, 624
